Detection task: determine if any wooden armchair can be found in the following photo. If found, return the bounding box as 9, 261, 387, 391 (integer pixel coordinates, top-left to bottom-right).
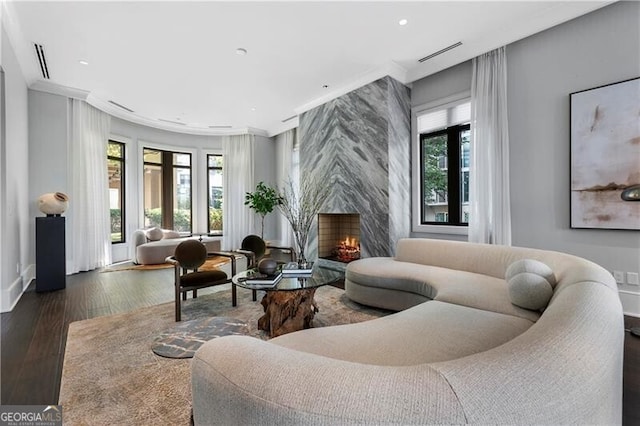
166, 240, 237, 321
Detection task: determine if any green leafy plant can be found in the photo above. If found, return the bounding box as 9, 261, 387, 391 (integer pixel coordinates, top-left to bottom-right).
244, 182, 281, 238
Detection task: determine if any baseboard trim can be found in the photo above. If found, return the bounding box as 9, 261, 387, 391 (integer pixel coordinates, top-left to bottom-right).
619, 290, 640, 318
1, 264, 35, 313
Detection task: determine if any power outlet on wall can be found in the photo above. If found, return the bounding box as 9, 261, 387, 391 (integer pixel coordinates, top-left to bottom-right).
627, 272, 640, 286
613, 270, 625, 284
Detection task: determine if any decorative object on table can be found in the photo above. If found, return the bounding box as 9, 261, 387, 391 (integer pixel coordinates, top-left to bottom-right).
244, 181, 282, 238
240, 271, 283, 287
570, 77, 640, 230
621, 185, 640, 201
281, 261, 314, 276
279, 175, 331, 265
257, 257, 278, 275
37, 192, 69, 216
152, 317, 249, 359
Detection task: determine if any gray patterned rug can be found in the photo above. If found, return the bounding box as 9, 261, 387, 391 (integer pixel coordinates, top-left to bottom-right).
59, 284, 389, 425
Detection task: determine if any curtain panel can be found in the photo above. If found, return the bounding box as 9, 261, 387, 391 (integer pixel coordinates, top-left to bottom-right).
469, 46, 512, 245
275, 128, 297, 247
68, 100, 112, 273
222, 134, 255, 250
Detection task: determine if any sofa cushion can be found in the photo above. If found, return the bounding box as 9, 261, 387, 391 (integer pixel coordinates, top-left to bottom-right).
162, 230, 181, 239
507, 272, 553, 310
506, 259, 557, 288
273, 300, 534, 366
146, 227, 163, 241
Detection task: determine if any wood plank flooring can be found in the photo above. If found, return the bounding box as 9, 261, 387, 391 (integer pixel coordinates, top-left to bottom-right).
1, 267, 639, 425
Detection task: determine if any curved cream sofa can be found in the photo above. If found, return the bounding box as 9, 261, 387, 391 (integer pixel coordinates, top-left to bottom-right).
131, 229, 221, 264
191, 238, 623, 425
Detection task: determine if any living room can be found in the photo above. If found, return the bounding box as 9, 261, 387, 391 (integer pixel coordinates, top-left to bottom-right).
1, 1, 639, 424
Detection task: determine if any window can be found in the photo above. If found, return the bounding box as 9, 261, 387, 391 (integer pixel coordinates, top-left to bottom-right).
143, 148, 192, 233
418, 100, 471, 227
207, 154, 223, 235
107, 141, 125, 243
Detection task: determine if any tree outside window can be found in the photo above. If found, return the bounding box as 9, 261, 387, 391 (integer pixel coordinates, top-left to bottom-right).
107, 141, 125, 243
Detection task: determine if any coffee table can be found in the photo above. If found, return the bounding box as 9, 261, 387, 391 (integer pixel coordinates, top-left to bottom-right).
232, 266, 343, 337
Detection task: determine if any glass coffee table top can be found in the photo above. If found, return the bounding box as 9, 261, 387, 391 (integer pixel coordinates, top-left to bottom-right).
232, 265, 343, 291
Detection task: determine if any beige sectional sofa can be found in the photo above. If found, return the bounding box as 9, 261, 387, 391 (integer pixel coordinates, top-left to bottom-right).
191, 238, 623, 425
131, 228, 221, 264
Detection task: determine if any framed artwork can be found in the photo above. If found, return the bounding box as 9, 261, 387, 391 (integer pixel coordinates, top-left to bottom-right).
570, 77, 640, 230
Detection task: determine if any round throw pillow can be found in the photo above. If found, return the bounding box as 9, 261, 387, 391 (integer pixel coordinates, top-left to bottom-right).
506, 259, 557, 288
507, 272, 554, 311
146, 227, 163, 241
162, 230, 181, 239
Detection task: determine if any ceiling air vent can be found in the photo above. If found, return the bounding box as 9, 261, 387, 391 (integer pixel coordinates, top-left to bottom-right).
208, 125, 232, 129
418, 41, 463, 63
158, 118, 186, 126
108, 100, 135, 113
33, 43, 50, 79
281, 115, 297, 123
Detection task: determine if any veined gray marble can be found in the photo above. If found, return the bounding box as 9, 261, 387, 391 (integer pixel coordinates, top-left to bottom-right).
299, 76, 411, 260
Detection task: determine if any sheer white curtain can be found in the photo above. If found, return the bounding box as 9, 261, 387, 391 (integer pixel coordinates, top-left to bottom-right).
469, 46, 512, 245
275, 129, 297, 246
68, 100, 112, 273
222, 134, 255, 250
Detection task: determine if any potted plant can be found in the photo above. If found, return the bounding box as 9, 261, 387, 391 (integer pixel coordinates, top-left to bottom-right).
245, 182, 281, 239
279, 175, 330, 266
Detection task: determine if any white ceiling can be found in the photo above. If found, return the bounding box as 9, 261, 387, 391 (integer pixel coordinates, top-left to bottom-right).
5, 1, 610, 137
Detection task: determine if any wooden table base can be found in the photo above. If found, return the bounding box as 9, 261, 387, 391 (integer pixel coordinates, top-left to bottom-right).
258, 288, 318, 338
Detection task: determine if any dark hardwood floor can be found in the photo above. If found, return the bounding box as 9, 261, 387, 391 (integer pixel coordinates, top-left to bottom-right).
2, 267, 639, 425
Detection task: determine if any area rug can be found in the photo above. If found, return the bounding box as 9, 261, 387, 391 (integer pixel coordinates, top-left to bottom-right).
101, 255, 232, 272
59, 285, 389, 425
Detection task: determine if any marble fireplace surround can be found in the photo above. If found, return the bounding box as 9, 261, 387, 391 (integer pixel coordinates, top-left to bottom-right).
299, 76, 411, 260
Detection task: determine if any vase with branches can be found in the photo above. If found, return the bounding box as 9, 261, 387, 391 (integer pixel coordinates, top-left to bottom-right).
279, 175, 330, 266
244, 182, 281, 239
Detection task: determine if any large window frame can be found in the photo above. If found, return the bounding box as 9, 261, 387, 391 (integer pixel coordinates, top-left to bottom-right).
419, 123, 470, 226
107, 140, 125, 243
206, 154, 223, 235
142, 147, 193, 233
411, 92, 471, 235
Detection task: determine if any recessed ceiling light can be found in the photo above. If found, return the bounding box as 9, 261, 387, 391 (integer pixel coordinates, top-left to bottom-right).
399, 19, 408, 26
79, 60, 89, 65
251, 107, 256, 111
322, 84, 329, 89
236, 48, 247, 55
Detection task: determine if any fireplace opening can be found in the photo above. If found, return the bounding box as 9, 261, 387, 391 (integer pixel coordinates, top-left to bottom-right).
318, 213, 361, 263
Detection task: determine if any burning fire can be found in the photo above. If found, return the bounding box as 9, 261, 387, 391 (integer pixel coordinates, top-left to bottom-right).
334, 236, 361, 262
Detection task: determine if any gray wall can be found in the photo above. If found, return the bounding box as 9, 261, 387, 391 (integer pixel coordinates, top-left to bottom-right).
1, 25, 30, 312
507, 1, 640, 314
252, 134, 278, 241
410, 1, 640, 315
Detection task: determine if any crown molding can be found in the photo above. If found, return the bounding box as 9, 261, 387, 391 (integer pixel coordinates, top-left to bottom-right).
294, 61, 409, 116
30, 80, 90, 100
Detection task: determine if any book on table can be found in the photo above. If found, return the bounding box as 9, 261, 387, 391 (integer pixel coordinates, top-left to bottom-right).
242, 272, 283, 287
281, 261, 314, 276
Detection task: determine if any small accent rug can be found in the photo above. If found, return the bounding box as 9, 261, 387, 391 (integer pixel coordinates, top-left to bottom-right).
101, 256, 232, 272
59, 285, 389, 425
151, 317, 249, 359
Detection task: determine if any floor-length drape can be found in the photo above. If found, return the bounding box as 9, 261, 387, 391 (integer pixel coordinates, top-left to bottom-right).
469, 46, 512, 245
275, 129, 297, 247
222, 134, 255, 250
68, 100, 112, 273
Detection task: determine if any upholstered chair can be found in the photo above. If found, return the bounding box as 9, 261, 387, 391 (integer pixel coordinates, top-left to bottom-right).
166, 240, 236, 321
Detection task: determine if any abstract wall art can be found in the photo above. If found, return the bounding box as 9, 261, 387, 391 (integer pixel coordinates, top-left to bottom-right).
570, 77, 640, 230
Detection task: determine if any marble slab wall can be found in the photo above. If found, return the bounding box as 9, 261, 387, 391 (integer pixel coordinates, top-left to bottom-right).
299, 76, 411, 260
